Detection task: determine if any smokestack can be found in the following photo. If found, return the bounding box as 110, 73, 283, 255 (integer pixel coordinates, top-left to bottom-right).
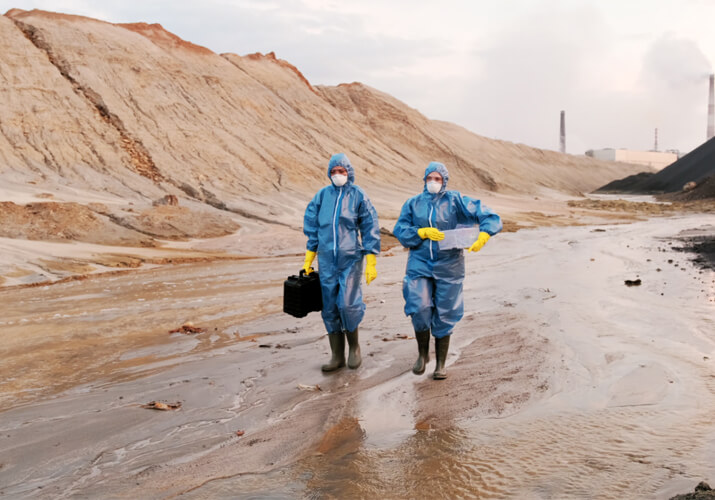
654, 127, 658, 151
708, 73, 714, 140
559, 110, 565, 153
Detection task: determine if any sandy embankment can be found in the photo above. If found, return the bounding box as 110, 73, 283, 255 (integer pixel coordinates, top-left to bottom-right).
0, 209, 713, 499
2, 190, 710, 289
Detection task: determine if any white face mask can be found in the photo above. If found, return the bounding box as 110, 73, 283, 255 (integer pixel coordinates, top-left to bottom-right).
331, 174, 348, 187
426, 180, 442, 194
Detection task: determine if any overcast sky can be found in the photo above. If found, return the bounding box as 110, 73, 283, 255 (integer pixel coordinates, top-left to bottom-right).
3, 0, 714, 155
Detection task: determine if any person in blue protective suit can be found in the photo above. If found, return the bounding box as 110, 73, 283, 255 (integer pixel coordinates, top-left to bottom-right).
303, 153, 381, 372
393, 161, 502, 380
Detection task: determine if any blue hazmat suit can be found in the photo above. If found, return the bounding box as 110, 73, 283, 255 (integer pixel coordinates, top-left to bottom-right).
393, 162, 502, 338
303, 153, 381, 334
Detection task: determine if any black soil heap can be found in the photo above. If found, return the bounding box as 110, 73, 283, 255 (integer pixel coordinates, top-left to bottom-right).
670, 481, 715, 500
596, 137, 715, 199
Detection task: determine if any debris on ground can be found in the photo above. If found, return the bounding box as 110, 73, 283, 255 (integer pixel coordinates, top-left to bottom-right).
672, 235, 715, 271
259, 343, 290, 349
382, 334, 409, 341
297, 384, 322, 392
169, 322, 205, 334
624, 279, 642, 287
669, 481, 715, 499
235, 430, 245, 437
140, 401, 182, 411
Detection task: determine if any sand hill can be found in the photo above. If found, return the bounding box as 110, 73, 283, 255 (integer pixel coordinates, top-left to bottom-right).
0, 8, 656, 286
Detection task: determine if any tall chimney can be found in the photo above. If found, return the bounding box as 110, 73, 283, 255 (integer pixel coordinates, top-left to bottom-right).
559, 110, 566, 153
708, 73, 714, 140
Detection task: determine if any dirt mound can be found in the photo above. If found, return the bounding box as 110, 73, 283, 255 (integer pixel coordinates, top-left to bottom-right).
567, 198, 715, 216
597, 172, 656, 193
670, 482, 715, 500
0, 201, 155, 246
117, 22, 213, 55
0, 201, 239, 247
111, 205, 240, 240
1, 8, 648, 220
666, 174, 715, 201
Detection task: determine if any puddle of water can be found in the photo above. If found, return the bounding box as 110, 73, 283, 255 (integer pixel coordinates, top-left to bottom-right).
358, 372, 416, 448
190, 402, 715, 499
182, 471, 308, 499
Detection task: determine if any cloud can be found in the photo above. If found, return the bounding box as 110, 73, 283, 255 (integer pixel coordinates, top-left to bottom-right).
443, 3, 609, 151
95, 0, 449, 89
435, 4, 713, 154
640, 34, 711, 90
636, 34, 712, 151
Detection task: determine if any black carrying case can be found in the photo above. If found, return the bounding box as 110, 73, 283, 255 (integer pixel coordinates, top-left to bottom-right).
283, 270, 322, 318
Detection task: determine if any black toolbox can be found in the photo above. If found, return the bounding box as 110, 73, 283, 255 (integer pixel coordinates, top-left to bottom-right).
283, 270, 323, 318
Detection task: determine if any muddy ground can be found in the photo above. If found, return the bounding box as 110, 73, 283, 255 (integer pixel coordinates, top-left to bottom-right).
0, 212, 713, 499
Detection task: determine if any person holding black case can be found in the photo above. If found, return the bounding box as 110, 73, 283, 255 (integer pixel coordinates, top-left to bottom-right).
302, 153, 381, 372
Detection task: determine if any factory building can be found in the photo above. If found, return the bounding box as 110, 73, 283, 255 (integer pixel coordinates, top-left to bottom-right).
584, 148, 678, 170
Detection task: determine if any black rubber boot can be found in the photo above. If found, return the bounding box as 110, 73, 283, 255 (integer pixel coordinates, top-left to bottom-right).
433, 335, 450, 380
345, 328, 362, 369
412, 330, 430, 375
321, 332, 346, 372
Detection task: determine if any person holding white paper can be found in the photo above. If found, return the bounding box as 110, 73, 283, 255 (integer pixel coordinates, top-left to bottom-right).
392, 162, 502, 379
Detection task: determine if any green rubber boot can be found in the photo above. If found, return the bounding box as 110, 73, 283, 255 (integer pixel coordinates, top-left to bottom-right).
345, 328, 362, 369
433, 335, 450, 380
321, 332, 346, 372
412, 330, 430, 375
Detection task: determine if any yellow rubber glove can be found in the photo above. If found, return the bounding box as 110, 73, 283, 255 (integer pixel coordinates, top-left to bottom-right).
365, 254, 377, 285
468, 232, 491, 253
417, 227, 445, 241
302, 250, 316, 275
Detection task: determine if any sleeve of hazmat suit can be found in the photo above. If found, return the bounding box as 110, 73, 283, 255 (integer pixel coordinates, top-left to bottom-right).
303, 192, 321, 252
358, 194, 381, 255
393, 197, 424, 248
454, 195, 503, 236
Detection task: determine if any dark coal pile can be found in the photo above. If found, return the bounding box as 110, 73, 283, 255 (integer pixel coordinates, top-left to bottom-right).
669, 481, 715, 500
597, 171, 656, 192
667, 174, 715, 201
672, 236, 715, 270
596, 137, 715, 196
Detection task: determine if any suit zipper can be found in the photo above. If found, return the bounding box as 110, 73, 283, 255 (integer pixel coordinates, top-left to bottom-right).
428, 205, 434, 260
332, 187, 343, 258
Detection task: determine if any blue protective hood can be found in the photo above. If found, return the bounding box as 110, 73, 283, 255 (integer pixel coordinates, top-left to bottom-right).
328, 153, 355, 185
423, 161, 449, 194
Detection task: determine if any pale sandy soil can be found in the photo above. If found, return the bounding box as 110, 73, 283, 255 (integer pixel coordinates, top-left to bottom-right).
0, 210, 713, 499
5, 190, 709, 289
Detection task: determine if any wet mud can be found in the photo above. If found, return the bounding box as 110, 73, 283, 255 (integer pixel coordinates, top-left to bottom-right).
1, 215, 714, 499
